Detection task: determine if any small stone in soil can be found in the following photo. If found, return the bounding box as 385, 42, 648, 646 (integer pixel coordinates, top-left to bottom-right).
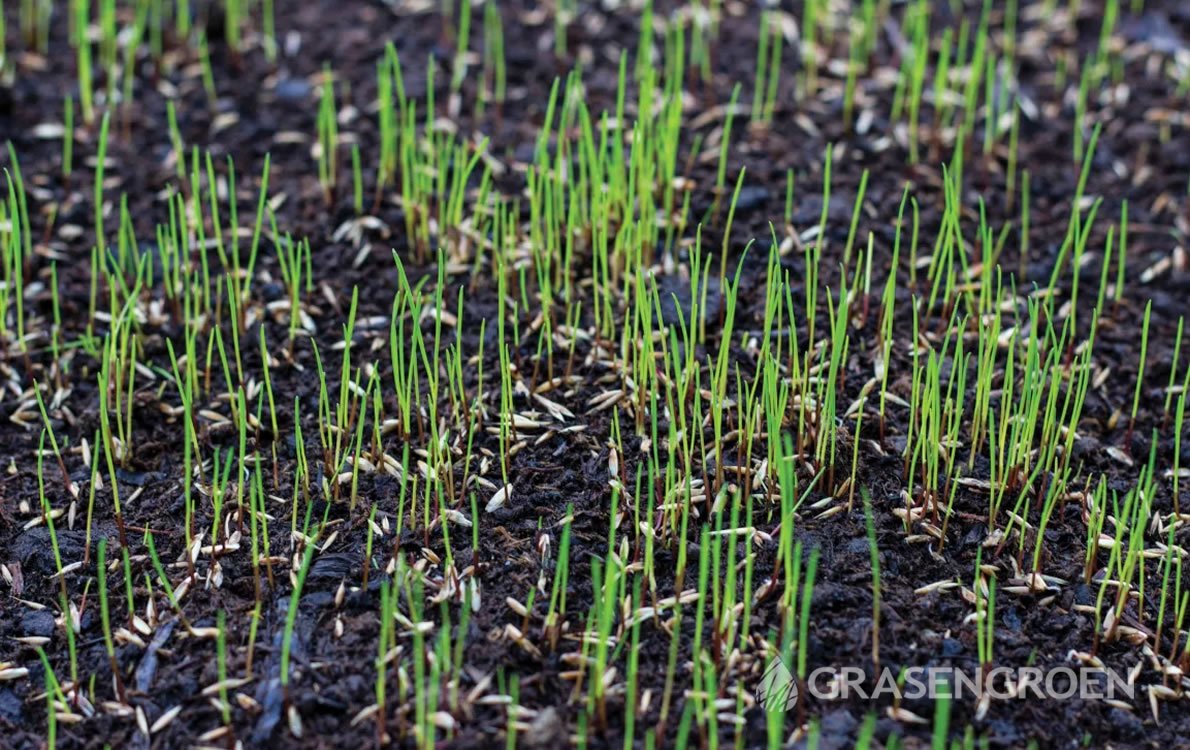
298, 689, 347, 712
1002, 606, 1022, 631
655, 271, 722, 330
13, 528, 84, 575
301, 591, 335, 610
253, 678, 285, 743
0, 689, 24, 725
1072, 435, 1099, 461
308, 553, 355, 580
115, 468, 160, 487
732, 185, 771, 214
135, 619, 177, 692
21, 610, 55, 638
985, 719, 1020, 745
961, 524, 987, 548
792, 194, 851, 225
808, 708, 858, 750
1121, 12, 1185, 55
274, 77, 312, 102
1108, 708, 1144, 741
1072, 583, 1094, 606
845, 538, 873, 556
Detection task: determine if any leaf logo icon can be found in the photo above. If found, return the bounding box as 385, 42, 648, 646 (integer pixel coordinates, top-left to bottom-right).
758, 658, 798, 711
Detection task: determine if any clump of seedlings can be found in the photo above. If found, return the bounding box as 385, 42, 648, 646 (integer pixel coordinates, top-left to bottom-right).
0, 1, 1188, 748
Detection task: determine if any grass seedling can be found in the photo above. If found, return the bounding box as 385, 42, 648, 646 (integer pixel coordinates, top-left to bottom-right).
861, 488, 881, 668
215, 609, 232, 728
281, 541, 317, 701
1163, 316, 1184, 423
198, 31, 217, 104
750, 10, 782, 125
62, 97, 74, 180
32, 384, 77, 500
317, 67, 339, 204
1126, 299, 1152, 447
480, 2, 506, 116
74, 0, 95, 124
451, 0, 473, 97
96, 539, 127, 702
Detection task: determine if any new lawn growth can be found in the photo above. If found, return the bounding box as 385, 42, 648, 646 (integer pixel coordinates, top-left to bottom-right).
3, 2, 1188, 748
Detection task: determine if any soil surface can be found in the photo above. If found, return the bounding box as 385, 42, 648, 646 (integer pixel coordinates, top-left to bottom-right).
2, 1, 1190, 749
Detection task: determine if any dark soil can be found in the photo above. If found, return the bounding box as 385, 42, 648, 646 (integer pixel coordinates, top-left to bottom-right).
2, 1, 1189, 749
